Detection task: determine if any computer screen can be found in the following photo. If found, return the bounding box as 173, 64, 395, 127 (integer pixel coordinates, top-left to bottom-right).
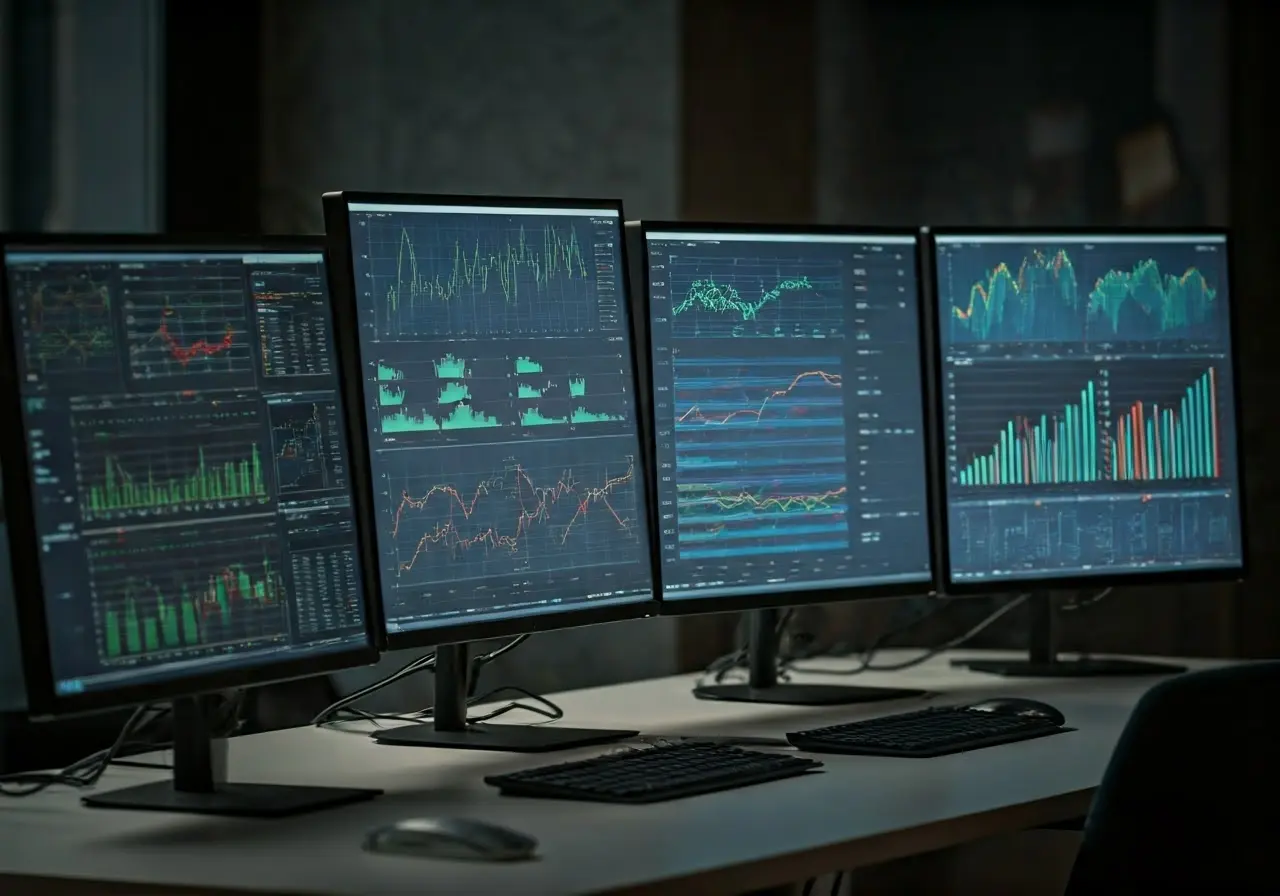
933, 231, 1244, 584
0, 480, 25, 712
0, 245, 371, 700
338, 199, 653, 635
643, 227, 933, 602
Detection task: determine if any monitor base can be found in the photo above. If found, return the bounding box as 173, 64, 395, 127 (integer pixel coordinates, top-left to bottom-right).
951, 657, 1186, 677
693, 683, 926, 706
82, 780, 380, 818
372, 722, 637, 753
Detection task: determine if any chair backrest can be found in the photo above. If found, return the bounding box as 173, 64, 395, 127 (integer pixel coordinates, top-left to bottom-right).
1065, 662, 1280, 893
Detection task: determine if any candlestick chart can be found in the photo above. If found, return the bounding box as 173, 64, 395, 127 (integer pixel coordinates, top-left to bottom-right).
270, 399, 345, 496
72, 394, 272, 523
124, 284, 254, 383
944, 245, 1224, 344
383, 442, 642, 587
666, 252, 844, 339
364, 213, 603, 338
8, 266, 120, 385
672, 356, 849, 560
87, 522, 290, 665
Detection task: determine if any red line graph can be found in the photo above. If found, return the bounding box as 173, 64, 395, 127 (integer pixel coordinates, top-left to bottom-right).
677, 370, 841, 426
159, 307, 235, 366
390, 460, 635, 573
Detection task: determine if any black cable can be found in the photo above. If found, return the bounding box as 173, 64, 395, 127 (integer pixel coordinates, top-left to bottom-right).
699, 608, 795, 686
801, 878, 817, 896
830, 870, 845, 896
1062, 586, 1113, 611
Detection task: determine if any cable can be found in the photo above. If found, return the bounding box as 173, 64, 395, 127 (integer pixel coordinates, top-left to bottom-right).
801, 878, 817, 896
698, 608, 796, 686
1062, 586, 1113, 611
830, 870, 845, 896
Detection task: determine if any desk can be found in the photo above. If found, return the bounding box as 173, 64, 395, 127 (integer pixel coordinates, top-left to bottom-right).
0, 650, 1216, 896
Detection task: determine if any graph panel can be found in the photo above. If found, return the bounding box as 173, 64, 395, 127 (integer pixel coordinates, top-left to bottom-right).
359, 211, 612, 338
71, 393, 271, 524
374, 345, 631, 438
251, 265, 334, 378
673, 355, 849, 560
6, 263, 121, 388
948, 493, 1240, 579
123, 263, 255, 384
939, 240, 1227, 345
382, 440, 643, 590
1106, 360, 1231, 484
268, 396, 347, 498
667, 252, 844, 339
86, 520, 290, 666
946, 361, 1109, 490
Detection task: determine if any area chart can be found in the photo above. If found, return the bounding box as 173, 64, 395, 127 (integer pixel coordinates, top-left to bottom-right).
87, 522, 289, 664
368, 214, 602, 338
383, 441, 643, 587
667, 254, 844, 339
946, 247, 1222, 344
673, 356, 849, 560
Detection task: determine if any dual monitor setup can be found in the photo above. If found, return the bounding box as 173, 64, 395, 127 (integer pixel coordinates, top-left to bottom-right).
0, 195, 1246, 817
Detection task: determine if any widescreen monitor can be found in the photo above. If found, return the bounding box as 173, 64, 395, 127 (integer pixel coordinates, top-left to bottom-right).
639, 223, 936, 706
930, 230, 1246, 592
323, 192, 655, 751
0, 236, 381, 814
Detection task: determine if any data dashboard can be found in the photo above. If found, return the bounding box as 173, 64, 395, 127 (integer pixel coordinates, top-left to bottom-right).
342, 201, 653, 633
644, 229, 933, 601
934, 232, 1244, 583
0, 248, 369, 695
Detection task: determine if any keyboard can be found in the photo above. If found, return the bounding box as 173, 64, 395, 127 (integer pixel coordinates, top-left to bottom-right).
787, 706, 1067, 758
484, 742, 822, 804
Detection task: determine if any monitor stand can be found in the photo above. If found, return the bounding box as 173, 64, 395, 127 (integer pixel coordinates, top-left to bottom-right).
950, 591, 1187, 677
82, 694, 381, 817
692, 608, 927, 706
371, 642, 637, 753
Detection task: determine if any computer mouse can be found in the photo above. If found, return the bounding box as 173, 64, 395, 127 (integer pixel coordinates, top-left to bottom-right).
966, 697, 1066, 727
363, 817, 538, 862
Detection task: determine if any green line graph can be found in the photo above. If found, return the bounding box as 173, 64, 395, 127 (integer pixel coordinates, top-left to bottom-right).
84, 444, 267, 520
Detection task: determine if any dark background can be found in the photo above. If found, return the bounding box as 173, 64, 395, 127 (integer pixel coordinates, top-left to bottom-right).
1, 0, 1275, 731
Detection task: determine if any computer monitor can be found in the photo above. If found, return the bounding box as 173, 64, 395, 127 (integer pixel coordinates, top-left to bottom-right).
323, 193, 657, 752
930, 228, 1246, 676
638, 222, 937, 706
0, 480, 25, 714
0, 236, 383, 814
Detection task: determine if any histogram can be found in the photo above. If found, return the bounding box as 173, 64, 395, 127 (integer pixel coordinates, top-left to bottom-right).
1114, 368, 1220, 482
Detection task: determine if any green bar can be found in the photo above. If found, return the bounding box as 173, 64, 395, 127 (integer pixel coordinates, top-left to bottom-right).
1008, 421, 1019, 483
105, 610, 120, 658
1085, 382, 1096, 481
1201, 373, 1214, 476
124, 601, 141, 654
1065, 404, 1075, 483
181, 596, 200, 646
1146, 416, 1155, 482
161, 600, 180, 648
143, 617, 159, 653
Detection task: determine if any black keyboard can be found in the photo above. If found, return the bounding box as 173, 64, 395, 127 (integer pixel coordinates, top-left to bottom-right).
787, 706, 1067, 758
484, 742, 822, 804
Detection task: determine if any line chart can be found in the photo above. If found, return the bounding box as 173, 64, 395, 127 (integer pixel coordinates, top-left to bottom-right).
382, 441, 643, 588
269, 398, 347, 497
667, 253, 844, 339
123, 273, 254, 383
359, 212, 612, 338
7, 264, 120, 386
672, 356, 850, 560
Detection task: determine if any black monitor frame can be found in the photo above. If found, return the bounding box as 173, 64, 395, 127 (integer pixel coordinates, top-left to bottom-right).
634, 221, 940, 707
925, 226, 1249, 597
637, 220, 942, 619
0, 233, 384, 720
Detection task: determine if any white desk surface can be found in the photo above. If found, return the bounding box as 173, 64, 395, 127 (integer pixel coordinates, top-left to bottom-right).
0, 650, 1219, 896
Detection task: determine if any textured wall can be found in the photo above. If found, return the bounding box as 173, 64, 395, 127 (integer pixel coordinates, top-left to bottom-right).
260, 0, 681, 702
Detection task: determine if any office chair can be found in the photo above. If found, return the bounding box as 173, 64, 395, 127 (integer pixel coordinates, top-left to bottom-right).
1064, 662, 1280, 893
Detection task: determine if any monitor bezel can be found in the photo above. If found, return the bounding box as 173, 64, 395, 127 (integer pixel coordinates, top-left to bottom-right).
322, 191, 660, 650
925, 225, 1249, 595
0, 232, 384, 719
635, 220, 941, 617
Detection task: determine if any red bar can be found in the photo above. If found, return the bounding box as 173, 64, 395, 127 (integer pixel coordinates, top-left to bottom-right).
1133, 403, 1145, 480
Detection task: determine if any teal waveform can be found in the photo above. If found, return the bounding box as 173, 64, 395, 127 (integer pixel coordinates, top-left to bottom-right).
673, 276, 813, 322
1088, 260, 1217, 335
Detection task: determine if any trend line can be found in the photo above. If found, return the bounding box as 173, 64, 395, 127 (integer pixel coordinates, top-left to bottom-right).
683, 486, 848, 515
677, 370, 842, 425
386, 225, 588, 315
390, 461, 636, 572
673, 275, 813, 322
1088, 260, 1217, 334
158, 306, 236, 365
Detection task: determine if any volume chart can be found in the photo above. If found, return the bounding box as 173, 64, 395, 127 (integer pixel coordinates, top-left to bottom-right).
124, 277, 255, 382
9, 266, 119, 384
365, 212, 603, 338
252, 268, 334, 378
667, 251, 844, 339
1111, 366, 1224, 482
86, 522, 290, 664
376, 353, 505, 435
513, 353, 626, 428
383, 441, 642, 587
672, 356, 849, 560
945, 244, 1222, 344
72, 394, 272, 523
269, 398, 346, 495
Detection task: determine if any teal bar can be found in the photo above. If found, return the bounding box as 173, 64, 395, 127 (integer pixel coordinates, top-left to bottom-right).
1146, 416, 1155, 482
1087, 383, 1096, 481
1187, 385, 1200, 477
1201, 373, 1214, 476
1066, 404, 1075, 483
1009, 421, 1019, 484
1039, 414, 1048, 484
999, 431, 1008, 485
